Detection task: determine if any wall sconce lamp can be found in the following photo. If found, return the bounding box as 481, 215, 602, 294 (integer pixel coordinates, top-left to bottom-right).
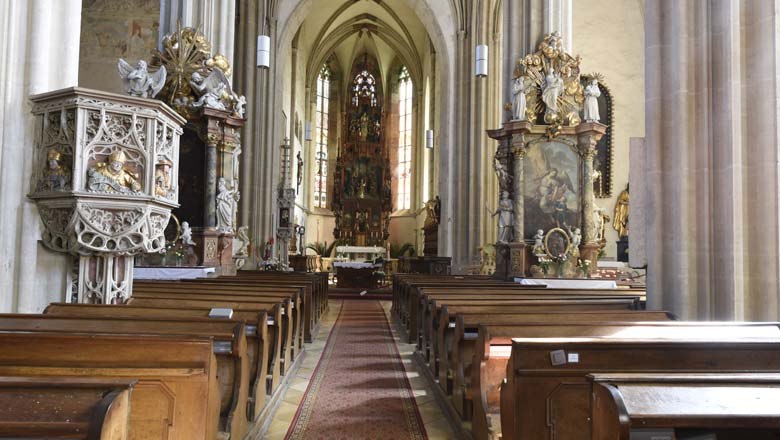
257, 35, 271, 68
475, 44, 488, 77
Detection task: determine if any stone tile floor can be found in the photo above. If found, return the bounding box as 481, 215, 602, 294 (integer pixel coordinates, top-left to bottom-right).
257, 300, 457, 439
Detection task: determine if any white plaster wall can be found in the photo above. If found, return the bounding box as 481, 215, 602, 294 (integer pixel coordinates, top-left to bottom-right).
573, 0, 644, 260
0, 0, 82, 312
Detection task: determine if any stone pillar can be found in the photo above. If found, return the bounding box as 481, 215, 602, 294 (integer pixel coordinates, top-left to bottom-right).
645, 1, 780, 320
510, 133, 527, 242
204, 135, 218, 228
576, 122, 606, 267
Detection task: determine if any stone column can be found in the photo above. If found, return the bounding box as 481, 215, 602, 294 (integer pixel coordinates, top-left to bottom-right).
510, 133, 527, 243
576, 122, 606, 267
204, 134, 219, 228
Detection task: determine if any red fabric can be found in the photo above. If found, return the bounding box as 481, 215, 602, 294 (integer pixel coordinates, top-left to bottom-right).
286, 300, 427, 440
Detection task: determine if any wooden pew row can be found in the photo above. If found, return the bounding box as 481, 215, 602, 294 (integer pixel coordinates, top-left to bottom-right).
44, 302, 283, 420
412, 285, 646, 346
499, 329, 780, 440
435, 311, 675, 420
0, 314, 250, 440
391, 274, 496, 317
0, 332, 221, 440
0, 377, 135, 440
143, 276, 323, 344
418, 289, 645, 359
125, 296, 298, 377
589, 373, 780, 439
437, 309, 676, 395
131, 283, 304, 356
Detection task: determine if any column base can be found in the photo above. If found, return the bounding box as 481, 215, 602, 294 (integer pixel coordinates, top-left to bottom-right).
579, 242, 601, 270
193, 227, 221, 267
494, 242, 527, 280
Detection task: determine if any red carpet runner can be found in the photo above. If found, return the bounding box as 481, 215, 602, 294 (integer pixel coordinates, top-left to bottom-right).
285, 300, 427, 439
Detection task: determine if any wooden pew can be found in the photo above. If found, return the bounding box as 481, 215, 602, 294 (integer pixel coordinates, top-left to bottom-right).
126, 296, 298, 376
499, 327, 780, 440
0, 332, 221, 440
437, 309, 675, 394
233, 271, 329, 319
130, 286, 304, 358
0, 377, 135, 440
417, 295, 642, 356
44, 302, 282, 417
134, 279, 309, 345
589, 373, 780, 440
0, 315, 250, 440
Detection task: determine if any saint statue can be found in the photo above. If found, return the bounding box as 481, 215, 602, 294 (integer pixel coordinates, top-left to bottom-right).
584, 79, 601, 122
358, 113, 370, 141
41, 148, 70, 191
87, 149, 141, 194
541, 67, 564, 117
236, 226, 250, 256
154, 161, 173, 198
594, 205, 610, 242
613, 185, 629, 238
216, 177, 240, 233
494, 156, 513, 190
487, 191, 514, 244
511, 76, 528, 121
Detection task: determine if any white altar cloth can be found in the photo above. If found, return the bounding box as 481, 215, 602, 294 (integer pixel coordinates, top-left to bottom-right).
514, 278, 618, 289
333, 262, 379, 269
134, 267, 216, 280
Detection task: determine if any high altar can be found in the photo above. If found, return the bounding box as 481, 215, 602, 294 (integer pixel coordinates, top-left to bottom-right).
487, 32, 607, 279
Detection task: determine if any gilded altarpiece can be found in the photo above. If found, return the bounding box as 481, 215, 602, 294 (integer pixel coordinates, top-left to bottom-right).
332, 55, 392, 246
488, 33, 607, 279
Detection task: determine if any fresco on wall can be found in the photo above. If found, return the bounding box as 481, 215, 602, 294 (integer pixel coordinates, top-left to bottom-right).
79, 0, 160, 91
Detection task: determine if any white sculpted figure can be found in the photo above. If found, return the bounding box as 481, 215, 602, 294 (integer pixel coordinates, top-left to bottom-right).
571, 227, 582, 249
493, 156, 513, 190
216, 177, 240, 233
594, 205, 608, 241
541, 68, 564, 115
233, 95, 247, 118
181, 221, 196, 246
532, 229, 545, 254
584, 79, 601, 122
190, 70, 230, 110
511, 76, 528, 121
117, 59, 166, 98
236, 226, 250, 256
487, 191, 515, 244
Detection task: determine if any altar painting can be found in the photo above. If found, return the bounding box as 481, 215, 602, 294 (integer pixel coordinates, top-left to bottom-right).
523, 141, 580, 239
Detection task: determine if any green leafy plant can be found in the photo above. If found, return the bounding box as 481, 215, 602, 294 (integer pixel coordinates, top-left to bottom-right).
389, 242, 416, 259
305, 240, 343, 257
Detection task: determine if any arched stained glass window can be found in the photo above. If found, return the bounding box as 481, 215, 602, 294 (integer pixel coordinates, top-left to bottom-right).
352, 70, 377, 107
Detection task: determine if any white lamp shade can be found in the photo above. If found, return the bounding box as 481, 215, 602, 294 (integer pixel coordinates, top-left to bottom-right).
257, 35, 271, 68
304, 122, 312, 141
425, 129, 434, 149
475, 44, 488, 77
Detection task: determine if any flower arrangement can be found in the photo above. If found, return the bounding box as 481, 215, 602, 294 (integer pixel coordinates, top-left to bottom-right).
577, 258, 591, 278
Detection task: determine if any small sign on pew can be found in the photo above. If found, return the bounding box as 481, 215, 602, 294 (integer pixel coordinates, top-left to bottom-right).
208, 308, 234, 319
630, 429, 675, 440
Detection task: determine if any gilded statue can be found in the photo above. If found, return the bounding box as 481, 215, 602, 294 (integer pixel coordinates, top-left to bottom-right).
613, 185, 629, 238
117, 59, 166, 98
87, 150, 141, 194
41, 148, 71, 191
424, 196, 441, 229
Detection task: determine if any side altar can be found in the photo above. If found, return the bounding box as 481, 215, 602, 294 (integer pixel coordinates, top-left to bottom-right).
487, 32, 607, 279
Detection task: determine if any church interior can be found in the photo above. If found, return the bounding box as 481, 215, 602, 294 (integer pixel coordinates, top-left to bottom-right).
1, 0, 780, 439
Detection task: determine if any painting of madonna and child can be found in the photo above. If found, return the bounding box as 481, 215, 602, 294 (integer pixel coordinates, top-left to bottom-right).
523, 141, 581, 240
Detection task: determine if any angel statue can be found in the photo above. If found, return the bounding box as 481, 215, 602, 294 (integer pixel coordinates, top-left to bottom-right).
486, 191, 514, 244
584, 79, 601, 122
190, 70, 229, 110
117, 59, 166, 98
532, 229, 545, 254
180, 221, 196, 246
542, 67, 564, 117
511, 76, 528, 121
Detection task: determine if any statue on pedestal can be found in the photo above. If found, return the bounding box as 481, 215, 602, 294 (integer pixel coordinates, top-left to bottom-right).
189, 70, 229, 110
542, 68, 564, 118
487, 190, 514, 244
613, 185, 629, 237
584, 79, 601, 122
117, 59, 166, 98
87, 150, 141, 194
216, 177, 240, 233
511, 76, 528, 121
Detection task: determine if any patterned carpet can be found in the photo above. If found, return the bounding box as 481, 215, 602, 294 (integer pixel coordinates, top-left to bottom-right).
285, 300, 427, 439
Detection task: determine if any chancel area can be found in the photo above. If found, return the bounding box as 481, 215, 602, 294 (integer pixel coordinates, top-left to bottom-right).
1, 0, 780, 439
